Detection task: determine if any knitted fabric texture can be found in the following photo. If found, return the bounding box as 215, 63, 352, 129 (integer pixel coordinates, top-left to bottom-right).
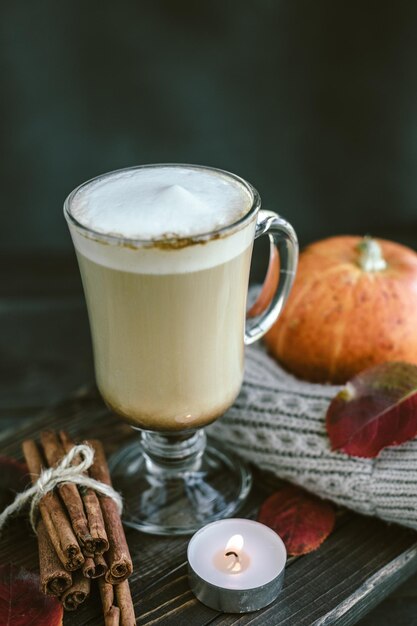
208, 345, 417, 530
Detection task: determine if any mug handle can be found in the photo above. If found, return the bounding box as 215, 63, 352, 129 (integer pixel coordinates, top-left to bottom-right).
245, 210, 298, 345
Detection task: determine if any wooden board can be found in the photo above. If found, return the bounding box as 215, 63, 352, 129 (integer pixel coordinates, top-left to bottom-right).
0, 388, 417, 625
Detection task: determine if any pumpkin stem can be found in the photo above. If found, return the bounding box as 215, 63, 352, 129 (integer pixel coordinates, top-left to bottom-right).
357, 236, 387, 272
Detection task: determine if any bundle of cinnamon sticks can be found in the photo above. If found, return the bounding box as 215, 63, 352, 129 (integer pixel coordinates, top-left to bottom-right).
23, 431, 135, 625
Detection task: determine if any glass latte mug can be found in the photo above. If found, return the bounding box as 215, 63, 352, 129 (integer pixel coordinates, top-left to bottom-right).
64, 164, 298, 535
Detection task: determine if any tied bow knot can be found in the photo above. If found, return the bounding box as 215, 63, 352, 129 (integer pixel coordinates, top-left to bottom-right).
0, 443, 123, 533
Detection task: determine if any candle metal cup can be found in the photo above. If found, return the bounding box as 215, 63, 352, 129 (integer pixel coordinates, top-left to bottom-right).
188, 519, 286, 613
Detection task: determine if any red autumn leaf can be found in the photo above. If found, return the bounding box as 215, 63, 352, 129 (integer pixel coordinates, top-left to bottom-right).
0, 563, 63, 625
0, 457, 29, 512
258, 485, 335, 556
326, 362, 417, 458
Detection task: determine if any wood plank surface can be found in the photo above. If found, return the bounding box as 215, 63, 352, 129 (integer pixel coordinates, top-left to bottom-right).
2, 259, 417, 625
1, 388, 417, 626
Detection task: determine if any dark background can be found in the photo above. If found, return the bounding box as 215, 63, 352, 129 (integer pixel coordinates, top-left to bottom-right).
2, 0, 417, 260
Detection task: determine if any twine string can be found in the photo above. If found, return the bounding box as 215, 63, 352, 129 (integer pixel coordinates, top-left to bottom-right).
0, 444, 123, 533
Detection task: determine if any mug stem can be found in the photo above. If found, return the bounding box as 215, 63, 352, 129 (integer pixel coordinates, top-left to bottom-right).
109, 428, 252, 535
140, 429, 206, 474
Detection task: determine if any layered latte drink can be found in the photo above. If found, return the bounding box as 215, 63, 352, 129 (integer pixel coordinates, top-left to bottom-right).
65, 165, 257, 431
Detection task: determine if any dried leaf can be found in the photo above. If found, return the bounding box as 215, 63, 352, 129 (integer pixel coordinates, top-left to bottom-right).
0, 563, 63, 625
258, 485, 335, 556
326, 362, 417, 457
0, 457, 28, 512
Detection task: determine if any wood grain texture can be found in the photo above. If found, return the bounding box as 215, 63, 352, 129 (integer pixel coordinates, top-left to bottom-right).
2, 271, 417, 625
0, 390, 417, 625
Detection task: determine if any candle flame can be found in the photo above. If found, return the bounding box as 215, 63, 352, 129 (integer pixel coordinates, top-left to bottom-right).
224, 534, 244, 573
225, 534, 244, 552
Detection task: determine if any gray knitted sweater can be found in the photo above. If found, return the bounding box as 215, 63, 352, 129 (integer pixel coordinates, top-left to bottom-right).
208, 345, 417, 530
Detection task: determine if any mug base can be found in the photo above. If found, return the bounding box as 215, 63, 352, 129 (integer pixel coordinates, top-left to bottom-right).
109, 434, 252, 536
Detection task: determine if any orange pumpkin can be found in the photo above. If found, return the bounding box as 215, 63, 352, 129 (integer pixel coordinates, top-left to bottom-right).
263, 236, 417, 384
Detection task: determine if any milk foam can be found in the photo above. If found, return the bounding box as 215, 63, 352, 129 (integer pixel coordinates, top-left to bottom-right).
67, 166, 258, 274
69, 166, 252, 239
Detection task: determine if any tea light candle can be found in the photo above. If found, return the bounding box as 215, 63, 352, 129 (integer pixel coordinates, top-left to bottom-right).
187, 518, 286, 613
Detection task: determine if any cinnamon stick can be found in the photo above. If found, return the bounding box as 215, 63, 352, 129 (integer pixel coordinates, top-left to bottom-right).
82, 554, 108, 578
99, 578, 121, 625
22, 439, 84, 571
61, 570, 91, 611
99, 577, 115, 614
106, 607, 121, 626
115, 579, 136, 625
40, 430, 93, 552
88, 439, 133, 584
59, 430, 109, 555
82, 556, 96, 578
99, 579, 135, 626
38, 520, 72, 596
94, 553, 109, 577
